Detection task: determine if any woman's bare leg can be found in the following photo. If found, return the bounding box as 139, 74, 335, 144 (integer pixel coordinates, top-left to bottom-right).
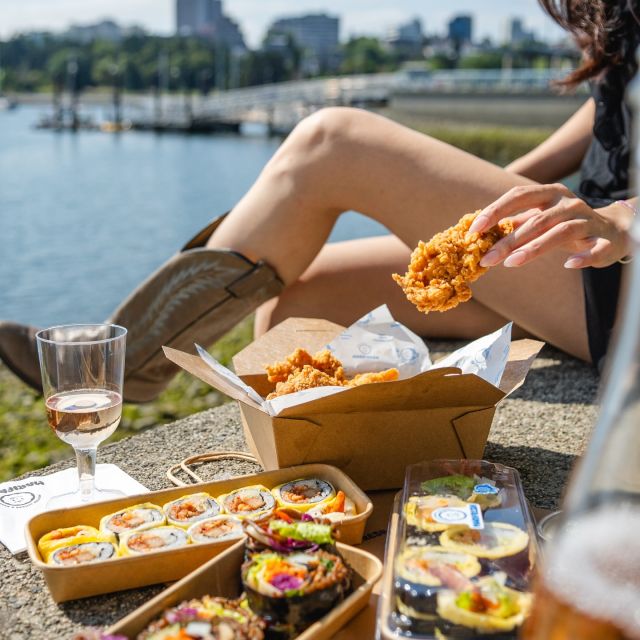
254, 235, 531, 340
208, 107, 588, 360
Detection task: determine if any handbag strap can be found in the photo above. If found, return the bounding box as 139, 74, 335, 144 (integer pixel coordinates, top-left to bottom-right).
167, 451, 260, 486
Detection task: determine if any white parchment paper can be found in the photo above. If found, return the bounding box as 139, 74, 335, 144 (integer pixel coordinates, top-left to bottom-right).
195, 305, 512, 416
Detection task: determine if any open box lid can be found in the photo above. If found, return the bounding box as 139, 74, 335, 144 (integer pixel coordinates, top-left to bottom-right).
164, 317, 543, 416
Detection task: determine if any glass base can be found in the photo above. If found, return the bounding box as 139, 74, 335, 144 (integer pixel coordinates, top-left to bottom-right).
46, 487, 126, 510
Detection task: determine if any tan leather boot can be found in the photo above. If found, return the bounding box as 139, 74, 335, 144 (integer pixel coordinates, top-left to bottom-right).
0, 215, 283, 403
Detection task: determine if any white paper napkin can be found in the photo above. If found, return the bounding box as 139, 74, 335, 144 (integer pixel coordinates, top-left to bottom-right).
0, 464, 148, 554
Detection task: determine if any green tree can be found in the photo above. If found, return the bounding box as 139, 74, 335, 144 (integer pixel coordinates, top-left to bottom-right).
340, 37, 396, 74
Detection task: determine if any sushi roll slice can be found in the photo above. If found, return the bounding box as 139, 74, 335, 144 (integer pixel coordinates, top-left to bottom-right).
405, 495, 470, 532
188, 515, 244, 544
46, 536, 118, 566
37, 525, 104, 559
394, 545, 482, 619
242, 549, 351, 636
436, 573, 531, 633
163, 492, 221, 528
306, 490, 357, 523
439, 522, 529, 559
244, 509, 337, 557
271, 478, 336, 513
137, 596, 265, 640
100, 502, 165, 537
218, 485, 276, 520
119, 525, 189, 556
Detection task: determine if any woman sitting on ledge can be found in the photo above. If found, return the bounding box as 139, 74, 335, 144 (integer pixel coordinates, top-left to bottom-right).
0, 0, 637, 402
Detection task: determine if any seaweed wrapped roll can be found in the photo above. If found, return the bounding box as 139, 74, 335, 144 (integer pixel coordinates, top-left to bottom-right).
271, 478, 335, 513
218, 485, 276, 520
188, 515, 244, 544
137, 596, 265, 640
394, 545, 481, 619
163, 492, 220, 528
100, 502, 165, 537
242, 549, 351, 638
47, 536, 118, 566
119, 526, 189, 556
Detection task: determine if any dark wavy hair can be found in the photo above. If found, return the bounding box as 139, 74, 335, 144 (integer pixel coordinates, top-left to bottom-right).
539, 0, 640, 87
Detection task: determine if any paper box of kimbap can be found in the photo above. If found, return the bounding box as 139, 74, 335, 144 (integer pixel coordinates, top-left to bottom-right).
106, 523, 383, 639
25, 463, 372, 602
377, 459, 539, 639
163, 305, 543, 490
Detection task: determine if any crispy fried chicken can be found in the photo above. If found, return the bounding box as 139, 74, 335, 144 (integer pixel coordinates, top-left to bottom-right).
392, 211, 513, 313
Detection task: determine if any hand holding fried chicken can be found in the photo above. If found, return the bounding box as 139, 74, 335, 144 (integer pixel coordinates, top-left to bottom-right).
393, 211, 513, 313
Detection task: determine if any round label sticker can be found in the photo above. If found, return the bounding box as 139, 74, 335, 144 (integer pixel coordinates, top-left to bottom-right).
432, 507, 467, 524
474, 483, 499, 495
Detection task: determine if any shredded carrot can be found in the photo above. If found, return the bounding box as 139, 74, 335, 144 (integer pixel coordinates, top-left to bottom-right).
274, 509, 294, 523
326, 491, 346, 513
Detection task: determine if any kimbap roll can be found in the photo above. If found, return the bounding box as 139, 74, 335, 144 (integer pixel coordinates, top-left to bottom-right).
100, 502, 165, 537
242, 549, 351, 637
439, 522, 529, 559
394, 545, 482, 619
47, 536, 118, 566
137, 596, 265, 640
271, 478, 336, 513
38, 525, 104, 558
188, 515, 244, 544
244, 510, 336, 556
436, 574, 531, 633
306, 490, 357, 523
218, 485, 276, 520
163, 492, 221, 528
405, 495, 470, 532
119, 526, 189, 556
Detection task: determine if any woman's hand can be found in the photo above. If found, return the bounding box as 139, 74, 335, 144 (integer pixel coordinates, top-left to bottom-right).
469, 183, 634, 269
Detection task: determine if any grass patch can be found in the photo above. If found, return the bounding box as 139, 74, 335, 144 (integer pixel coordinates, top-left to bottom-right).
0, 317, 254, 481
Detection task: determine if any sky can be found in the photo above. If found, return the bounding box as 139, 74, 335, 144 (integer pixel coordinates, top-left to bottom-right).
1, 0, 567, 46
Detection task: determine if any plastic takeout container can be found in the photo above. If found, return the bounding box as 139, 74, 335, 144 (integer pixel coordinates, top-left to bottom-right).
107, 538, 383, 640
377, 460, 538, 639
26, 463, 372, 602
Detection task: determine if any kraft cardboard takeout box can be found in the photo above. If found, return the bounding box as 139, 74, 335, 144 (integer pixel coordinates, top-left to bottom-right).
164, 314, 543, 490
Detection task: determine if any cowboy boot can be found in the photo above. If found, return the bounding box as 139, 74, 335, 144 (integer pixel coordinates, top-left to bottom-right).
0, 214, 283, 403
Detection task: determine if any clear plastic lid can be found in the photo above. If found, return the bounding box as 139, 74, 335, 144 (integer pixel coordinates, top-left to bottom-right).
377, 459, 538, 639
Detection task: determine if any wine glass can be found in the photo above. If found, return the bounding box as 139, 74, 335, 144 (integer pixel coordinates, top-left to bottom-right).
36, 323, 127, 508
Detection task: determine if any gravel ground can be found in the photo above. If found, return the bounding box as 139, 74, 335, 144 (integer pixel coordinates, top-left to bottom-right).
0, 344, 600, 639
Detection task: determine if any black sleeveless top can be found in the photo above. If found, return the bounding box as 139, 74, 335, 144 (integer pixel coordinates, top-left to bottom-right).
576, 66, 634, 369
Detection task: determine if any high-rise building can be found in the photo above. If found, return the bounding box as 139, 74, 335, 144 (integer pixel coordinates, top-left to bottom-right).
506, 18, 535, 45
176, 0, 246, 49
448, 15, 473, 45
385, 18, 424, 58
266, 13, 340, 73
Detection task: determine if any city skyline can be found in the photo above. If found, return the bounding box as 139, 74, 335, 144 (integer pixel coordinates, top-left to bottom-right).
1, 0, 567, 45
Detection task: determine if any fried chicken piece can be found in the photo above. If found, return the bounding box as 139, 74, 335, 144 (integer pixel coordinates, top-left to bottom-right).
266, 365, 343, 399
347, 368, 400, 386
265, 348, 315, 383
265, 347, 345, 383
392, 211, 513, 313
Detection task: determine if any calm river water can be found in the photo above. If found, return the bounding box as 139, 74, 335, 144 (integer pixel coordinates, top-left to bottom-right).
0, 106, 387, 327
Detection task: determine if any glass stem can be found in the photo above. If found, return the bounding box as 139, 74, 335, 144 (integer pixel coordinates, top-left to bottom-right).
75, 447, 97, 500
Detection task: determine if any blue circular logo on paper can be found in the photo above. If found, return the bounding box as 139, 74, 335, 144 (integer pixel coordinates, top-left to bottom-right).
357, 313, 373, 326
358, 343, 372, 355
400, 347, 419, 363
474, 483, 499, 495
